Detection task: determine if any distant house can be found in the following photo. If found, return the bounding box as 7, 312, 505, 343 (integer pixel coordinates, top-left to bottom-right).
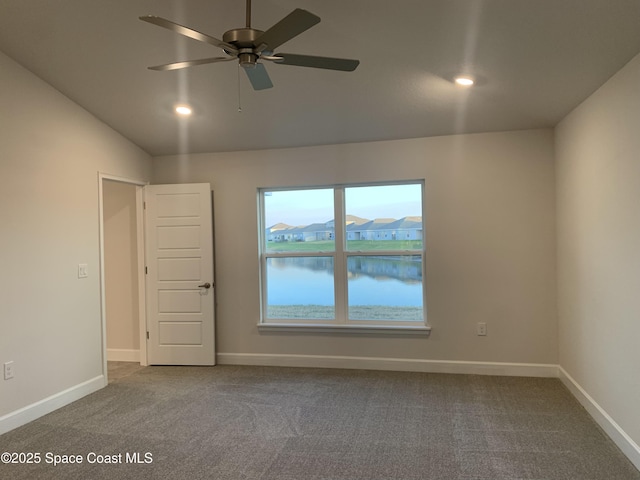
267, 215, 423, 242
347, 218, 394, 240
265, 222, 332, 242
326, 215, 369, 230
297, 223, 333, 242
265, 222, 293, 242
347, 216, 422, 241
382, 216, 423, 241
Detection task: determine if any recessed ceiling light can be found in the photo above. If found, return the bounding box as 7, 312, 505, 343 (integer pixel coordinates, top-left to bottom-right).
454, 76, 475, 86
175, 105, 192, 116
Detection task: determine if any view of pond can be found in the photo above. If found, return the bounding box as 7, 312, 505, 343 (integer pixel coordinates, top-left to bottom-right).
266, 256, 423, 321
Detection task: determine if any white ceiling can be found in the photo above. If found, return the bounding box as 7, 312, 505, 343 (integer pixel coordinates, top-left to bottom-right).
1, 0, 639, 156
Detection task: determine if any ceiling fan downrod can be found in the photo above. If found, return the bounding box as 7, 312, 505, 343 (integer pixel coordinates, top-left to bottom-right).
221, 0, 261, 68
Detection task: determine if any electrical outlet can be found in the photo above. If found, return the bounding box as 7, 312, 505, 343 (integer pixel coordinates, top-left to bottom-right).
477, 322, 487, 336
4, 361, 14, 380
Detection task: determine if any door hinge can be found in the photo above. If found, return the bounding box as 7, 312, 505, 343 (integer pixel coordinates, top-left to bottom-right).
146, 331, 149, 340
143, 201, 146, 210
145, 266, 148, 274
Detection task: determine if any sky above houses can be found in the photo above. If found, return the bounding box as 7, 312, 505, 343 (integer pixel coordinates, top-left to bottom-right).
264, 184, 423, 227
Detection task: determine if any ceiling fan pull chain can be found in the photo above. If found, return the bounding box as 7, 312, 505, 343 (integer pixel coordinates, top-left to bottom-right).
237, 64, 242, 113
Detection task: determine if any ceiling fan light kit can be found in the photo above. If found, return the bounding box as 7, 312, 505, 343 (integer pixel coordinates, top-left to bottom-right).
140, 0, 359, 90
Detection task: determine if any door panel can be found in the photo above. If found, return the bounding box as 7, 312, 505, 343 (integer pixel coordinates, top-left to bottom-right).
144, 184, 215, 365
157, 258, 201, 281
159, 322, 202, 345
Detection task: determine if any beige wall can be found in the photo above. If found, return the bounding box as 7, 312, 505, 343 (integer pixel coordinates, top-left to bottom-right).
153, 129, 557, 364
104, 180, 139, 352
0, 51, 151, 418
556, 53, 640, 447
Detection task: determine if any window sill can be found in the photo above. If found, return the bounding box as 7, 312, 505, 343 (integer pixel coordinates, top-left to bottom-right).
257, 323, 431, 336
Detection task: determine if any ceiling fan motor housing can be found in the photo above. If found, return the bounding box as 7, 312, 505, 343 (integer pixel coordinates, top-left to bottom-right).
222, 27, 263, 46
223, 27, 268, 67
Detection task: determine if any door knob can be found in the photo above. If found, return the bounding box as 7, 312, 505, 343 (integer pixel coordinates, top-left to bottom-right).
198, 282, 211, 289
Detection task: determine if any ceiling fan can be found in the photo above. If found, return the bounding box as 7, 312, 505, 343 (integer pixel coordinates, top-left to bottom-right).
139, 0, 360, 90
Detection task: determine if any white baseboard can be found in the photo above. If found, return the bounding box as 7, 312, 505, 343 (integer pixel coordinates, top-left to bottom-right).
107, 348, 140, 362
216, 353, 559, 377
558, 367, 640, 471
0, 375, 105, 435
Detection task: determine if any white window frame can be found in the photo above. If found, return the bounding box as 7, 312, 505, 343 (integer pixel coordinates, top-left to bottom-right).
257, 181, 430, 334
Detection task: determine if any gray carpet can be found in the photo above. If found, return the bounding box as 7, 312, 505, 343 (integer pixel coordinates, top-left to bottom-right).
107, 361, 146, 382
1, 365, 638, 480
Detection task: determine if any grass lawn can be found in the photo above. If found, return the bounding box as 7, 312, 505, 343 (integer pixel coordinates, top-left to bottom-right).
266, 240, 422, 252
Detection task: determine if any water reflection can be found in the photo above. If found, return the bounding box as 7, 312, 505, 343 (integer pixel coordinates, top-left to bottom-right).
268, 256, 422, 284
266, 257, 335, 308
347, 256, 421, 284
266, 256, 423, 319
269, 256, 334, 274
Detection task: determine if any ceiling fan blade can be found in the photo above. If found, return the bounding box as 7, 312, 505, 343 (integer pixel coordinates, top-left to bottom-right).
272, 53, 360, 72
244, 63, 273, 90
254, 9, 320, 51
139, 16, 237, 53
148, 56, 235, 71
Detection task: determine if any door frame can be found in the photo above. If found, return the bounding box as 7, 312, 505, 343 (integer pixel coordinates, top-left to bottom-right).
98, 172, 148, 385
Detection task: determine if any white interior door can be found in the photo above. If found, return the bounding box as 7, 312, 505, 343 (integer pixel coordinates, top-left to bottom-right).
144, 183, 215, 365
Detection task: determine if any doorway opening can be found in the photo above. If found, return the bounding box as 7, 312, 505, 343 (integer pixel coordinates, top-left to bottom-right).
98, 173, 147, 384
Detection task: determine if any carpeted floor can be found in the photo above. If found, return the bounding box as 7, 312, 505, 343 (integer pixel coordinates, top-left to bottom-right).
107, 361, 146, 383
1, 364, 638, 480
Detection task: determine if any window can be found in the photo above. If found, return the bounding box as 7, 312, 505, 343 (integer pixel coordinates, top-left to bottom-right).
259, 182, 426, 330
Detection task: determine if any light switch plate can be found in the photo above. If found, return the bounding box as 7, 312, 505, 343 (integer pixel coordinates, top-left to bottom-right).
78, 263, 88, 278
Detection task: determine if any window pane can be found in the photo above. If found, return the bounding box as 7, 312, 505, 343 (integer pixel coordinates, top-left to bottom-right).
345, 184, 423, 251
347, 255, 423, 321
264, 189, 335, 252
266, 257, 335, 320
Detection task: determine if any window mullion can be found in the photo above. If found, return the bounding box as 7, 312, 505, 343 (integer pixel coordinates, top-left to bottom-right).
333, 188, 347, 324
